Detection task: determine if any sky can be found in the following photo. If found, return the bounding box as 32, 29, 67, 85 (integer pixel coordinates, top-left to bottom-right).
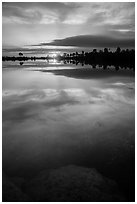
2, 2, 135, 49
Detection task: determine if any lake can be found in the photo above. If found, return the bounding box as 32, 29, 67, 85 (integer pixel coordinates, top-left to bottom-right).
2, 59, 135, 201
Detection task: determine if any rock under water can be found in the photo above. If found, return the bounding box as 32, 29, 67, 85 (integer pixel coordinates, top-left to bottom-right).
25, 165, 126, 202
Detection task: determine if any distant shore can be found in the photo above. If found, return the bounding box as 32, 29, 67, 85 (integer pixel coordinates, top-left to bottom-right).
2, 47, 135, 70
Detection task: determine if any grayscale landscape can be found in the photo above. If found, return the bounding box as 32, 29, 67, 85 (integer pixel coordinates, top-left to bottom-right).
2, 2, 135, 202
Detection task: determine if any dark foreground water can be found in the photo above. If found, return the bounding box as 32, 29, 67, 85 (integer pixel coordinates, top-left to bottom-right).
2, 61, 135, 201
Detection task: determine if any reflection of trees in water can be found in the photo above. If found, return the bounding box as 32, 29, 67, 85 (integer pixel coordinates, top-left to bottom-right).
62, 60, 133, 71
19, 62, 24, 66
62, 47, 135, 70
2, 47, 135, 70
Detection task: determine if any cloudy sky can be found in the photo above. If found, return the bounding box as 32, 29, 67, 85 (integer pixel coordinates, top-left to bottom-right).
2, 2, 135, 48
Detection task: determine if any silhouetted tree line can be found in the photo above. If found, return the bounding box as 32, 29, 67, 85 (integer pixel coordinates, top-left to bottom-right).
61, 47, 135, 70
2, 56, 51, 62
2, 47, 135, 70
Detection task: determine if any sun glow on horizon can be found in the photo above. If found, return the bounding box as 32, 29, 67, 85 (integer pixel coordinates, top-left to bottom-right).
52, 53, 57, 58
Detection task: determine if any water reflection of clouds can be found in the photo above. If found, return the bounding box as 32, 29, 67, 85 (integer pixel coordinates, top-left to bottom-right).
2, 64, 135, 190
3, 84, 134, 126
3, 85, 135, 107
109, 82, 135, 89
3, 84, 135, 179
99, 88, 134, 105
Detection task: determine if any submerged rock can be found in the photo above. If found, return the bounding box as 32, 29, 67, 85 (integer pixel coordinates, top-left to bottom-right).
25, 165, 126, 202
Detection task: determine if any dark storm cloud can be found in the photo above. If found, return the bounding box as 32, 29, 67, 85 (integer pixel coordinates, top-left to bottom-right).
39, 35, 135, 48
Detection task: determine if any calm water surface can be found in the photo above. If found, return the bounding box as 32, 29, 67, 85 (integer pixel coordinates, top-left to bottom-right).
2, 61, 135, 199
